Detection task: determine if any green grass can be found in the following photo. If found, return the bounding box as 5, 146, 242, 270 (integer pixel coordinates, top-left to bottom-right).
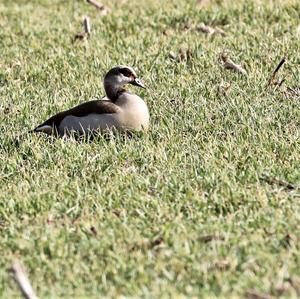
0, 0, 300, 298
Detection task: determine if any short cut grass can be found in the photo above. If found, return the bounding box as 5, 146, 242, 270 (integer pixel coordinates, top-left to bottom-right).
0, 0, 299, 298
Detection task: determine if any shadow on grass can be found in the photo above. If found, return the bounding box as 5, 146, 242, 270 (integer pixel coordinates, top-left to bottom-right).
2, 129, 146, 149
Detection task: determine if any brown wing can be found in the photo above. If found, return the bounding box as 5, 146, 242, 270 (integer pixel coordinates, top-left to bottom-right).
34, 100, 119, 131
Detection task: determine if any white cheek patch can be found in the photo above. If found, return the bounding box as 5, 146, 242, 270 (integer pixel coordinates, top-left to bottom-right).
120, 74, 132, 84
35, 125, 53, 134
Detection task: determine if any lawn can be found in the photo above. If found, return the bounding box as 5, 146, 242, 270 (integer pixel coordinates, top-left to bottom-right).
0, 0, 300, 298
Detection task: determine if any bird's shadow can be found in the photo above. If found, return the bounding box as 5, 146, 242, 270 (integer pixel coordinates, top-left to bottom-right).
68, 129, 140, 143
20, 129, 142, 145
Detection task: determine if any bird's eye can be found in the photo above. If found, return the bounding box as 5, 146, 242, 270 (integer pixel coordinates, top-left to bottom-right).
120, 68, 133, 77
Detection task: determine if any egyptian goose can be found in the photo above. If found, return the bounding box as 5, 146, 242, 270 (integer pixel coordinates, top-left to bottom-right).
33, 66, 149, 136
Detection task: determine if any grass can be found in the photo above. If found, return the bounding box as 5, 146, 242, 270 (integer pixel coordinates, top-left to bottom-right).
0, 0, 300, 298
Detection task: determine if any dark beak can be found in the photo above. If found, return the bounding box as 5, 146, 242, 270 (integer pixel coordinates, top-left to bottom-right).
130, 78, 146, 89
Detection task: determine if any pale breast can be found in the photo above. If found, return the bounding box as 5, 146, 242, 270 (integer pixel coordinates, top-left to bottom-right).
116, 93, 150, 130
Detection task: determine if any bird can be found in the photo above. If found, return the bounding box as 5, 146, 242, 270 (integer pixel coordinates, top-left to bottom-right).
33, 65, 149, 136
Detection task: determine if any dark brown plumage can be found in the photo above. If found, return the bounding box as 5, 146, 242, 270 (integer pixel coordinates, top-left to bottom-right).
34, 100, 119, 132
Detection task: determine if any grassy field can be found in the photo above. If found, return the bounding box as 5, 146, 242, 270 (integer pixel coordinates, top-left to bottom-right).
0, 0, 300, 298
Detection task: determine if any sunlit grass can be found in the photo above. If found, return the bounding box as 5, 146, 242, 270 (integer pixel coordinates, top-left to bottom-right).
0, 0, 299, 298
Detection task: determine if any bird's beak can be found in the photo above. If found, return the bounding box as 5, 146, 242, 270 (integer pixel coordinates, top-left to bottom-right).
130, 78, 146, 89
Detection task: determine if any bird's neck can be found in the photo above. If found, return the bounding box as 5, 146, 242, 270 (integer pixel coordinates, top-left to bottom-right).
104, 81, 126, 102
